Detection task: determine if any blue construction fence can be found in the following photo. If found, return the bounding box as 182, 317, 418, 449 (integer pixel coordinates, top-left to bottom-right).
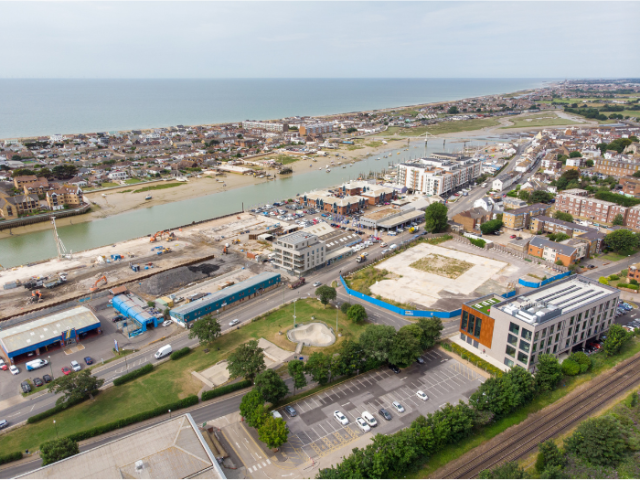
518, 271, 571, 288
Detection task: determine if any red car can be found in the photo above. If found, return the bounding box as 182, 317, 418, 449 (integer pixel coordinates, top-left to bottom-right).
510, 235, 517, 239
61, 366, 72, 375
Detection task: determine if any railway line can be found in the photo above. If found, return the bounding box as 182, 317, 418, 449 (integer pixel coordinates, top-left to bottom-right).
439, 351, 640, 479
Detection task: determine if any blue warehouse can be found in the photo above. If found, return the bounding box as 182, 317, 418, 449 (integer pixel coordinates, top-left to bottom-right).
112, 294, 160, 337
170, 272, 281, 327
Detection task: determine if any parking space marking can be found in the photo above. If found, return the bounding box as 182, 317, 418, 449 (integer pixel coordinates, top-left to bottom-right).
317, 423, 330, 435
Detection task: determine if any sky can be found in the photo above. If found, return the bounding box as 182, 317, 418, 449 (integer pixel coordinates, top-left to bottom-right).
1, 1, 638, 79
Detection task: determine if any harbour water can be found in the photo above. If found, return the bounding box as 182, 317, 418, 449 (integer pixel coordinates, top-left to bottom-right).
0, 78, 549, 139
0, 138, 497, 268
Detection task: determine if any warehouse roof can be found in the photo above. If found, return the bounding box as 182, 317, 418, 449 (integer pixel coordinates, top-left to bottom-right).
0, 307, 100, 354
378, 209, 423, 229
18, 414, 225, 479
171, 272, 280, 316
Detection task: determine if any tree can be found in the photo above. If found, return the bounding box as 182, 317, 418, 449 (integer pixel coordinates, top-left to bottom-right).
359, 324, 396, 362
424, 202, 448, 233
315, 285, 336, 306
258, 416, 289, 450
52, 164, 78, 179
561, 359, 580, 376
416, 317, 443, 350
389, 326, 421, 367
612, 213, 625, 226
48, 370, 104, 405
603, 324, 630, 356
346, 304, 367, 323
304, 352, 332, 385
227, 340, 266, 381
40, 437, 79, 466
530, 190, 553, 204
287, 360, 307, 392
564, 416, 626, 467
585, 159, 594, 168
340, 302, 351, 314
254, 369, 289, 404
480, 219, 503, 235
535, 354, 562, 392
479, 461, 527, 479
605, 229, 639, 254
188, 315, 221, 345
535, 439, 565, 473
553, 211, 573, 223
240, 389, 268, 428
517, 190, 530, 202
448, 106, 459, 114
334, 340, 364, 376
569, 151, 582, 158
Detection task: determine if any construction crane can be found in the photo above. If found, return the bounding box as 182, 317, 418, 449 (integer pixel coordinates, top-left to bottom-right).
90, 275, 107, 292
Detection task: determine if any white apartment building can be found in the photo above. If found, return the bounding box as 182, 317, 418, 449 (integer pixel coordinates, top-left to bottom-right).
107, 171, 129, 181
272, 231, 326, 276
397, 156, 482, 196
241, 121, 289, 133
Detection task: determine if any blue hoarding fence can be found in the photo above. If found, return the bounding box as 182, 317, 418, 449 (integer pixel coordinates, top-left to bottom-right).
339, 276, 461, 319
518, 271, 571, 289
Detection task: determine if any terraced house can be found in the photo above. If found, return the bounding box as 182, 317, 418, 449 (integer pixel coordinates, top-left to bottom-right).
0, 193, 39, 219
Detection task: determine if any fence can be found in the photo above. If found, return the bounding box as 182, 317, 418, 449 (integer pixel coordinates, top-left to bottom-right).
518, 271, 572, 288
0, 204, 91, 231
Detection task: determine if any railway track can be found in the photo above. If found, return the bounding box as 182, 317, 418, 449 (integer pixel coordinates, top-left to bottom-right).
440, 352, 640, 479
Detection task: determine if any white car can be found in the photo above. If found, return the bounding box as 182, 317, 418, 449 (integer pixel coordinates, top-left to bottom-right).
70, 360, 81, 372
392, 401, 405, 413
230, 319, 240, 326
162, 320, 172, 327
313, 282, 322, 287
361, 411, 377, 427
356, 417, 371, 432
380, 243, 387, 247
9, 365, 19, 375
333, 410, 349, 425
417, 390, 429, 401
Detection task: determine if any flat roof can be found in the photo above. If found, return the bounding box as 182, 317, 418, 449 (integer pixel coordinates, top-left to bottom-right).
363, 207, 397, 221
0, 307, 100, 354
495, 275, 618, 325
466, 295, 503, 316
18, 414, 225, 479
378, 209, 423, 229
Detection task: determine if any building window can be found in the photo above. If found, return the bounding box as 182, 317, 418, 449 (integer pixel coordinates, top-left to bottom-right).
504, 358, 515, 368
553, 344, 558, 354
540, 339, 545, 349
522, 328, 532, 341
507, 334, 518, 346
578, 312, 583, 321
509, 322, 520, 335
555, 333, 560, 343
534, 331, 539, 341
461, 311, 468, 331
530, 354, 536, 364
519, 340, 530, 353
565, 339, 570, 348
532, 343, 537, 353
468, 315, 476, 335
461, 333, 466, 341
474, 317, 482, 338
568, 327, 572, 336
506, 345, 516, 357
549, 325, 555, 335
518, 352, 528, 364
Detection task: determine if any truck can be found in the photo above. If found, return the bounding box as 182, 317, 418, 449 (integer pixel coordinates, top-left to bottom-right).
154, 345, 172, 359
43, 276, 66, 289
356, 254, 367, 263
26, 359, 48, 371
289, 277, 306, 289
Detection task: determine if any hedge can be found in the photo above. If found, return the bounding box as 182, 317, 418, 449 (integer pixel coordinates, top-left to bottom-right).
113, 364, 153, 386
469, 238, 486, 249
201, 380, 252, 401
617, 283, 639, 290
442, 341, 503, 377
170, 347, 191, 361
0, 452, 22, 465
27, 392, 96, 424
68, 395, 199, 442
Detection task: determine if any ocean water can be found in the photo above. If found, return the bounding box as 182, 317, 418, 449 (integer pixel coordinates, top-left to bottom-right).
0, 78, 550, 139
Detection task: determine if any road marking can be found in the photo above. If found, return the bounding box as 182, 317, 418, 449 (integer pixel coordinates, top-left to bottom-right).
266, 459, 271, 465
341, 402, 350, 406
261, 461, 266, 467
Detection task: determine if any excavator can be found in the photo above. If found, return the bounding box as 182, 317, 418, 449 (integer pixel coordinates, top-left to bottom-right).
90, 275, 107, 292
27, 290, 42, 304
150, 231, 176, 243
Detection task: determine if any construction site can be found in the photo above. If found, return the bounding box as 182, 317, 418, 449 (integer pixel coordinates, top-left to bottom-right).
0, 212, 289, 321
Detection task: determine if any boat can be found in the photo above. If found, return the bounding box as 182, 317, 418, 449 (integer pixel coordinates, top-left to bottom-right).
319, 167, 322, 170
145, 194, 152, 200
326, 169, 331, 173
376, 158, 380, 160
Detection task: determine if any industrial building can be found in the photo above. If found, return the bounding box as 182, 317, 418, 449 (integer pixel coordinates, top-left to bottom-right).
112, 294, 160, 337
359, 206, 424, 231
18, 413, 225, 479
0, 307, 101, 364
459, 275, 619, 373
170, 272, 281, 327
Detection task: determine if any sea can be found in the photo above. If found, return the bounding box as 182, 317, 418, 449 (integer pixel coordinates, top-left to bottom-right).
0, 78, 551, 139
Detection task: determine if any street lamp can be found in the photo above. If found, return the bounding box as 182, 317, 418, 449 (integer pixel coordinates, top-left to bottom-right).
293, 299, 297, 329
48, 355, 53, 380
168, 409, 172, 419
53, 419, 58, 438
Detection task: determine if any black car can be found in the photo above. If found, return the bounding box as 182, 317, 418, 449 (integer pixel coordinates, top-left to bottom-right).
378, 408, 392, 421
389, 364, 400, 374
20, 381, 32, 394
84, 356, 94, 365
43, 374, 53, 383
33, 378, 44, 388
416, 356, 425, 365
284, 405, 298, 417
112, 315, 125, 323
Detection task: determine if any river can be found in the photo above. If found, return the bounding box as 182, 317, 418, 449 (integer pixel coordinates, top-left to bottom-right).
0, 138, 500, 268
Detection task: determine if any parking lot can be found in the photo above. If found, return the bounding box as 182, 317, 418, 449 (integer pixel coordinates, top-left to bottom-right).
274, 349, 484, 465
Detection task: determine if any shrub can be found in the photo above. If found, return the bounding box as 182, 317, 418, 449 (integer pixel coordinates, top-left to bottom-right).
631, 279, 639, 286
0, 452, 22, 466
608, 274, 620, 281
443, 341, 503, 377
469, 237, 486, 249
113, 364, 153, 386
561, 358, 580, 376
617, 283, 639, 290
201, 380, 252, 401
170, 347, 191, 361
68, 395, 198, 442
40, 437, 79, 466
599, 276, 609, 285
569, 351, 592, 373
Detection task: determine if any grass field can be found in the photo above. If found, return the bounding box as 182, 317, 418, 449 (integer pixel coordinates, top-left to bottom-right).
379, 126, 401, 135
410, 335, 640, 478
366, 141, 383, 148
124, 178, 143, 185
345, 267, 391, 296
397, 118, 501, 136
501, 112, 577, 129
132, 182, 184, 194
0, 299, 360, 453
276, 154, 300, 165
99, 182, 119, 188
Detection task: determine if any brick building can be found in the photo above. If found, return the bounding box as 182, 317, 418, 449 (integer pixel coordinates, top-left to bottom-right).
594, 158, 640, 178
528, 236, 578, 266
555, 192, 628, 224
621, 176, 640, 196
452, 207, 492, 233
502, 203, 550, 230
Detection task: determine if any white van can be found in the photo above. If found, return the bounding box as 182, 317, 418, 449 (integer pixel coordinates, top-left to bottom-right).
389, 244, 398, 251
154, 345, 172, 359
26, 359, 48, 371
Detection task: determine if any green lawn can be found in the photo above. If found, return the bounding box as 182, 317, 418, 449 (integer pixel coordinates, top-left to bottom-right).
410, 335, 640, 478
132, 183, 184, 194
276, 154, 300, 165
379, 127, 401, 135
100, 182, 119, 188
365, 141, 383, 148
344, 266, 391, 296
601, 252, 629, 262
124, 178, 143, 184
398, 118, 501, 136
501, 113, 578, 129
0, 299, 362, 453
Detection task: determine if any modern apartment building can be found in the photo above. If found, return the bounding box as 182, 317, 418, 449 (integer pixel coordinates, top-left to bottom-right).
46, 186, 84, 211
299, 122, 333, 136
555, 192, 628, 224
459, 275, 619, 372
595, 158, 640, 178
502, 203, 550, 230
397, 156, 482, 196
0, 193, 40, 219
273, 231, 326, 276
241, 121, 289, 133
